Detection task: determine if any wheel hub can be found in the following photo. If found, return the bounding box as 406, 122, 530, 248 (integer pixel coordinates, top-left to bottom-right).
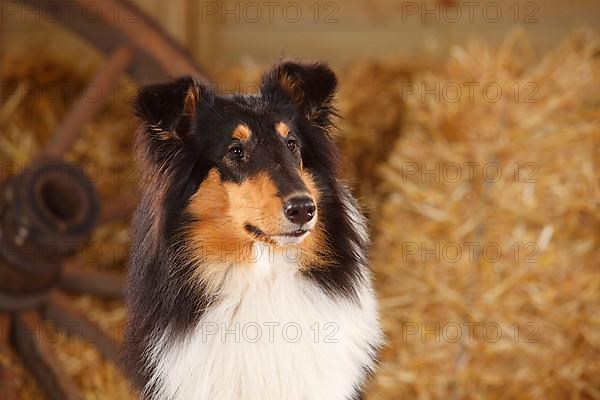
0, 160, 99, 311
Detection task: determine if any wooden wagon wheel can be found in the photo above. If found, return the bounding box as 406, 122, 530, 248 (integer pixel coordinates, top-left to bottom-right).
0, 1, 205, 398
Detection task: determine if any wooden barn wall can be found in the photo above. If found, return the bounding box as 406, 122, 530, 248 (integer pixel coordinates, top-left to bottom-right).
137, 0, 600, 70
2, 0, 600, 72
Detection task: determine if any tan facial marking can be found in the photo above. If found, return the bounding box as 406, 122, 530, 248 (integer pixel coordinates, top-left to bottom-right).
275, 122, 290, 138
224, 172, 283, 235
232, 124, 252, 142
187, 167, 330, 278
187, 169, 252, 269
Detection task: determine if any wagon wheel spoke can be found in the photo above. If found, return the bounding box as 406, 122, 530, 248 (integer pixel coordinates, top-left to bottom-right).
43, 45, 134, 158
60, 261, 126, 300
0, 342, 17, 400
0, 313, 17, 400
0, 12, 5, 106
45, 291, 120, 361
1, 0, 208, 396
13, 311, 81, 400
100, 190, 138, 224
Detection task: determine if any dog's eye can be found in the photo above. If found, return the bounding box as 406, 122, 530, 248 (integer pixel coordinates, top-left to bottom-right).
228, 145, 244, 160
287, 138, 298, 152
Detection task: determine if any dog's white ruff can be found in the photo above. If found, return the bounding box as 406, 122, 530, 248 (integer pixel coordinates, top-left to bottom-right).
145, 193, 382, 400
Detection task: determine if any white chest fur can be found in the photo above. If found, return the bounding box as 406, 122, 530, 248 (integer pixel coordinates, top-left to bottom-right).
146, 245, 382, 400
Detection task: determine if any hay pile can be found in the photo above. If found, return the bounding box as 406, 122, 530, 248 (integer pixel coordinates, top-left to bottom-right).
367, 31, 600, 399
335, 60, 414, 206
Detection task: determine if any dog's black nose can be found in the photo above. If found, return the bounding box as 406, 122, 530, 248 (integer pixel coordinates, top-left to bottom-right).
283, 196, 316, 225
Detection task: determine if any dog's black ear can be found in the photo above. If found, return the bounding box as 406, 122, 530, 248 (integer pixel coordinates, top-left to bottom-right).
261, 62, 337, 121
135, 76, 213, 145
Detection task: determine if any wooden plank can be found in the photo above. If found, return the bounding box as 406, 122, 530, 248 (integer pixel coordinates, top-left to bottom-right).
45, 291, 120, 361
199, 0, 600, 68
187, 0, 222, 70
100, 190, 137, 224
0, 8, 4, 106
44, 45, 134, 157
0, 313, 18, 400
13, 311, 81, 400
157, 0, 188, 45
60, 262, 126, 300
0, 314, 10, 344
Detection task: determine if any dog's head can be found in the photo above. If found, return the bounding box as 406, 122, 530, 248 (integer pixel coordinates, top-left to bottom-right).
135, 62, 338, 253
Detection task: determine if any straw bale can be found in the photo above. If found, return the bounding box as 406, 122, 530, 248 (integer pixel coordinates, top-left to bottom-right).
368, 31, 600, 400
49, 323, 135, 400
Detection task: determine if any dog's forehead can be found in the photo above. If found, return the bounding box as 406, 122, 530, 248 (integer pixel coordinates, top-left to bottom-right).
217, 93, 270, 118
215, 98, 292, 138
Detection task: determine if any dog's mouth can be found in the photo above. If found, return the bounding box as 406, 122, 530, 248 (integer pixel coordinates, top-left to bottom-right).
278, 229, 309, 237
244, 224, 311, 245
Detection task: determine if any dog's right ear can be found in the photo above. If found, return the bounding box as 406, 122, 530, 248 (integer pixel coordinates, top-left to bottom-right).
135, 76, 213, 147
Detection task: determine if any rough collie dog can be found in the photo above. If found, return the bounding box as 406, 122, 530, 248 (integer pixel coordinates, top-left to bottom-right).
123, 62, 382, 400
